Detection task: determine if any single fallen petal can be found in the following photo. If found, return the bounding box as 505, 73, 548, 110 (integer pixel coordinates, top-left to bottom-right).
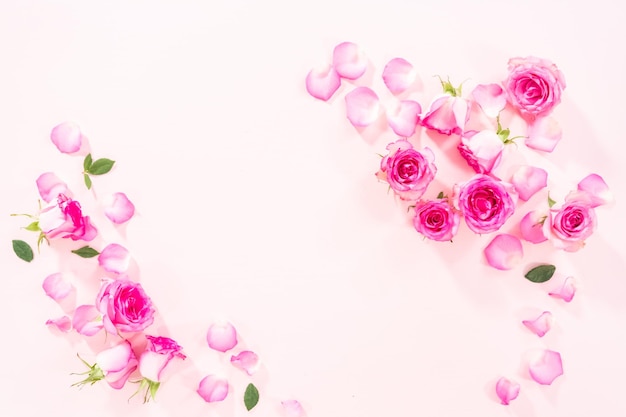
36, 172, 69, 203
549, 276, 576, 302
282, 399, 306, 417
332, 41, 367, 80
197, 375, 229, 402
522, 311, 553, 337
382, 57, 417, 94
72, 304, 104, 336
206, 321, 238, 352
528, 349, 563, 385
495, 377, 520, 405
511, 165, 548, 201
103, 192, 136, 224
386, 100, 421, 137
519, 211, 548, 244
577, 173, 613, 208
46, 316, 72, 332
484, 234, 524, 270
526, 116, 562, 152
230, 350, 260, 376
345, 87, 380, 127
51, 121, 83, 154
472, 83, 507, 118
305, 64, 341, 101
98, 243, 131, 274
42, 272, 74, 301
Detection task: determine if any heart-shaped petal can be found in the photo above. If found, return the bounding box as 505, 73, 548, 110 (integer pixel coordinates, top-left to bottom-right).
305, 64, 341, 101
206, 321, 238, 352
345, 87, 380, 127
103, 192, 136, 224
382, 57, 417, 94
511, 165, 548, 201
495, 377, 520, 405
386, 100, 421, 137
197, 375, 229, 402
332, 42, 367, 80
51, 121, 83, 154
528, 349, 563, 385
98, 243, 131, 274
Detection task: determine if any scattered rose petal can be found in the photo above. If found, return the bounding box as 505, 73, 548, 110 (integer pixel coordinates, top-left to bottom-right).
484, 234, 524, 270
305, 64, 341, 101
42, 272, 74, 301
36, 172, 69, 203
511, 165, 548, 201
528, 349, 563, 385
46, 316, 72, 332
51, 121, 83, 154
332, 42, 367, 80
520, 210, 548, 243
206, 321, 238, 352
420, 95, 469, 135
577, 174, 613, 207
382, 57, 417, 94
549, 276, 576, 302
197, 375, 229, 402
386, 100, 421, 137
522, 311, 553, 337
103, 192, 136, 224
98, 243, 131, 274
282, 399, 306, 417
526, 116, 561, 152
472, 83, 507, 118
495, 377, 520, 405
345, 87, 380, 127
72, 304, 104, 336
230, 350, 260, 376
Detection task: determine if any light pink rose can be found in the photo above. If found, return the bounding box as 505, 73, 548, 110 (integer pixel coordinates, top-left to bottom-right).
139, 335, 186, 382
546, 199, 596, 252
96, 279, 155, 334
455, 175, 516, 234
96, 340, 139, 389
38, 194, 97, 241
504, 56, 566, 117
457, 130, 504, 174
376, 140, 437, 201
413, 199, 460, 241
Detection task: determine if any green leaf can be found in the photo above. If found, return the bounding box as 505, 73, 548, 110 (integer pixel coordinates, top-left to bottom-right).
524, 264, 556, 283
84, 173, 92, 190
12, 239, 34, 262
548, 194, 557, 208
71, 246, 100, 258
243, 383, 259, 411
24, 221, 40, 232
87, 158, 115, 175
83, 153, 93, 171
437, 191, 444, 199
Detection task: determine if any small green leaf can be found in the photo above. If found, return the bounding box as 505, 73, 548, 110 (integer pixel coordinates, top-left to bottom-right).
12, 239, 34, 262
524, 264, 556, 283
548, 194, 557, 208
437, 191, 444, 199
71, 246, 100, 258
83, 153, 93, 171
87, 158, 115, 175
84, 173, 92, 190
24, 221, 40, 232
243, 383, 259, 411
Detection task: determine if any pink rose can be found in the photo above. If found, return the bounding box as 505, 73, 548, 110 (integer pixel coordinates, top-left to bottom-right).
376, 140, 437, 201
546, 199, 596, 252
413, 199, 460, 241
457, 130, 504, 174
455, 175, 516, 234
420, 94, 469, 135
504, 56, 566, 117
96, 279, 155, 334
139, 335, 186, 383
38, 194, 97, 241
96, 340, 139, 389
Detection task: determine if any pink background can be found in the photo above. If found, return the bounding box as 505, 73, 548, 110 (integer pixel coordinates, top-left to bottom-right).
1, 1, 625, 416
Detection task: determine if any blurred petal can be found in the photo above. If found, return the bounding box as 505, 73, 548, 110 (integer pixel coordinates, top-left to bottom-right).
519, 211, 548, 244
36, 172, 69, 203
526, 116, 562, 152
382, 57, 417, 94
104, 192, 136, 224
230, 350, 260, 376
522, 311, 553, 337
345, 87, 380, 127
577, 174, 613, 207
472, 83, 507, 118
332, 41, 367, 80
386, 100, 421, 137
305, 64, 341, 101
51, 121, 83, 154
42, 272, 74, 301
511, 165, 548, 201
528, 349, 563, 385
282, 400, 306, 417
98, 243, 131, 274
549, 276, 576, 302
46, 316, 72, 332
206, 321, 238, 352
197, 375, 229, 402
72, 304, 104, 336
484, 234, 523, 270
495, 377, 520, 405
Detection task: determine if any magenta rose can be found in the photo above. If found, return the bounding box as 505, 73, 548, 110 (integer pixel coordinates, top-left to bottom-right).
96, 279, 155, 334
547, 199, 596, 252
38, 193, 97, 241
376, 140, 437, 201
413, 199, 460, 241
504, 56, 566, 117
456, 175, 516, 234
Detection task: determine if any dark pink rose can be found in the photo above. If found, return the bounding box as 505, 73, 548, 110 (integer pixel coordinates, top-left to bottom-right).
96, 279, 155, 334
413, 199, 460, 241
456, 175, 516, 234
547, 199, 596, 252
38, 194, 97, 241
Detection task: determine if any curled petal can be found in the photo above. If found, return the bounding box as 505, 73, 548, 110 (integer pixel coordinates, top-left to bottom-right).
522, 311, 553, 337
519, 211, 548, 244
230, 350, 260, 376
472, 83, 507, 118
549, 276, 576, 302
46, 316, 72, 332
104, 192, 136, 224
484, 234, 524, 270
386, 100, 421, 137
459, 130, 504, 174
42, 272, 74, 301
511, 165, 548, 201
197, 375, 229, 402
382, 57, 417, 94
98, 243, 131, 274
282, 400, 306, 417
332, 41, 367, 80
345, 87, 380, 127
528, 349, 563, 385
36, 172, 69, 203
526, 116, 562, 152
305, 64, 341, 101
206, 322, 238, 352
577, 174, 613, 208
72, 304, 104, 336
421, 95, 469, 136
51, 121, 83, 154
495, 377, 520, 405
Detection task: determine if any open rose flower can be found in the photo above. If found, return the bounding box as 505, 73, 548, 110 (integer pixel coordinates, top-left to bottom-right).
457, 130, 504, 174
455, 175, 516, 234
38, 194, 97, 241
545, 197, 596, 252
376, 139, 436, 201
413, 199, 460, 241
96, 278, 155, 334
136, 335, 186, 402
73, 340, 138, 390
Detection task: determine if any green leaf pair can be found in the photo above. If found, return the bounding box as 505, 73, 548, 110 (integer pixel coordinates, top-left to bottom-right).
83, 153, 115, 189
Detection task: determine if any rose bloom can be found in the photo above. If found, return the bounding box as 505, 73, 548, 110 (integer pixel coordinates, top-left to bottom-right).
455, 175, 516, 234
96, 340, 139, 389
376, 139, 437, 201
96, 278, 155, 334
139, 335, 186, 383
413, 199, 460, 241
38, 193, 97, 241
546, 198, 596, 252
504, 56, 566, 117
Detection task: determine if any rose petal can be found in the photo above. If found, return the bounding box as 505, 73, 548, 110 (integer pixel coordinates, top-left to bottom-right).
98, 243, 131, 274
577, 174, 613, 208
345, 87, 380, 127
46, 316, 72, 332
36, 172, 69, 203
42, 272, 74, 301
528, 349, 563, 385
549, 276, 576, 302
472, 83, 507, 118
230, 350, 260, 376
305, 64, 341, 101
332, 42, 367, 80
206, 321, 238, 352
459, 130, 504, 174
484, 234, 524, 270
72, 304, 104, 336
51, 121, 83, 154
97, 340, 135, 374
522, 311, 553, 337
197, 375, 229, 402
519, 210, 548, 244
386, 100, 421, 137
139, 351, 169, 382
526, 116, 562, 152
495, 377, 520, 405
511, 165, 548, 201
382, 57, 417, 94
282, 400, 306, 417
420, 95, 469, 136
104, 192, 136, 224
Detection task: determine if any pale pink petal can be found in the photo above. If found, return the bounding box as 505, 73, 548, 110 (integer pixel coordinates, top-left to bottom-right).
549, 276, 576, 302
495, 377, 520, 405
104, 192, 136, 224
197, 375, 229, 402
282, 400, 306, 417
72, 304, 104, 336
519, 210, 548, 243
484, 234, 524, 270
46, 316, 72, 332
332, 42, 367, 80
472, 83, 507, 118
345, 87, 380, 127
51, 121, 83, 154
382, 58, 417, 94
36, 172, 69, 203
98, 243, 131, 274
305, 64, 341, 101
522, 311, 553, 337
230, 350, 260, 376
526, 116, 562, 152
42, 272, 74, 301
206, 322, 238, 352
96, 340, 134, 373
386, 100, 421, 137
528, 349, 563, 385
420, 95, 469, 136
139, 351, 169, 382
577, 174, 613, 207
511, 165, 548, 201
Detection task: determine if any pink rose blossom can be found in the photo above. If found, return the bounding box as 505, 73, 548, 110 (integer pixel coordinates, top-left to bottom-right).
457, 130, 504, 174
546, 199, 596, 252
139, 335, 186, 382
96, 340, 139, 389
96, 279, 155, 334
38, 194, 97, 241
420, 94, 469, 135
413, 199, 460, 241
455, 175, 516, 234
